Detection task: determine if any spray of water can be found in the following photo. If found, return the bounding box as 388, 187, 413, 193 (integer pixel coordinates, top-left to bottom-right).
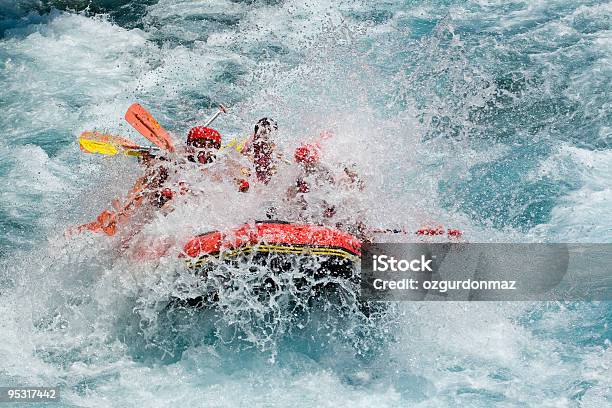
1, 0, 610, 406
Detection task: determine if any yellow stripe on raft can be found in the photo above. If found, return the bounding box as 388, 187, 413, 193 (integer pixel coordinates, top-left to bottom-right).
186, 244, 359, 269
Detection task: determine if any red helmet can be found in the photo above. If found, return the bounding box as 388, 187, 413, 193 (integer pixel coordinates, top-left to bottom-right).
187, 126, 221, 148
294, 143, 320, 164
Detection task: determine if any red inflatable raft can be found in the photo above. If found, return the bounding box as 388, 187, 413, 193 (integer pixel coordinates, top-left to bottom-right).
182, 221, 362, 279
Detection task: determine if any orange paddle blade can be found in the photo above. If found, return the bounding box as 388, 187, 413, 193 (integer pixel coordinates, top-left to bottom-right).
125, 103, 175, 152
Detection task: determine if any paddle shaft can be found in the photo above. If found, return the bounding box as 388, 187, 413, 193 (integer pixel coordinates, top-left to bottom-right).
203, 104, 227, 127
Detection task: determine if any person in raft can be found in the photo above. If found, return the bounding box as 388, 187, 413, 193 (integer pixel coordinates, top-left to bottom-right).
240, 117, 284, 185
77, 125, 249, 237
286, 143, 336, 217
184, 126, 250, 193
283, 142, 372, 239
285, 142, 462, 241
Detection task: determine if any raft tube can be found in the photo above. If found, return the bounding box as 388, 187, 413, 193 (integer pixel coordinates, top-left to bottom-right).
182, 221, 361, 280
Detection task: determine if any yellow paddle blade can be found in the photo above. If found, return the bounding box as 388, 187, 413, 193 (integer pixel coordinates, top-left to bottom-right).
79, 138, 119, 156
80, 131, 141, 149
125, 150, 145, 157
79, 131, 152, 157
223, 137, 248, 152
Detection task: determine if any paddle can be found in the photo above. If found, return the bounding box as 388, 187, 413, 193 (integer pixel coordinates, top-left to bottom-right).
203, 104, 228, 127
125, 103, 175, 152
373, 227, 463, 238
79, 131, 159, 157
80, 131, 140, 148
223, 137, 248, 152
74, 194, 145, 236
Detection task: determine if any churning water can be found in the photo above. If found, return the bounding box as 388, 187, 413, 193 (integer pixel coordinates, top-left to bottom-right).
0, 0, 610, 406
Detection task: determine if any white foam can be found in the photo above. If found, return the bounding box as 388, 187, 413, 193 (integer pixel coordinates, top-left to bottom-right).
533, 146, 612, 241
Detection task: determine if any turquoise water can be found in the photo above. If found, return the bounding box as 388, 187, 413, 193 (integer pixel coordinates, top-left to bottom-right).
0, 0, 610, 406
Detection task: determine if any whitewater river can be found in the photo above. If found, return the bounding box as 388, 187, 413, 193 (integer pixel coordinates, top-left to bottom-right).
0, 0, 610, 406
